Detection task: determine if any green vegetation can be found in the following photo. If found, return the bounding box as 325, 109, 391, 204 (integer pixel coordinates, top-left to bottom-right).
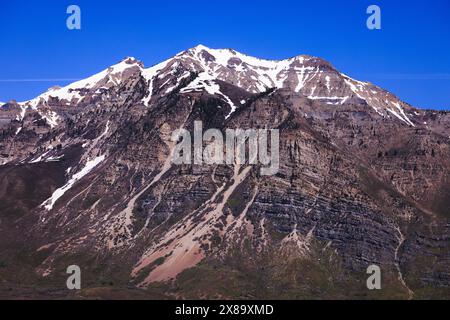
147, 239, 413, 300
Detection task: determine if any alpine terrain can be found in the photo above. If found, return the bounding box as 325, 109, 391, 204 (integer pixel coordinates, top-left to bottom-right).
1, 45, 450, 299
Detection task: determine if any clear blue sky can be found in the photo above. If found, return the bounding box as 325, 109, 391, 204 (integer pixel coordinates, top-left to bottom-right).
0, 0, 449, 109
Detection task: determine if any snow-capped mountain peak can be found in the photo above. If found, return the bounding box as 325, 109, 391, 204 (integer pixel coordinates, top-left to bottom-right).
20, 57, 143, 108
11, 45, 418, 128
13, 57, 144, 126
163, 45, 416, 125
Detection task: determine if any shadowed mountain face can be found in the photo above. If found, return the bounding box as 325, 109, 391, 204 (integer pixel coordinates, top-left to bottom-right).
1, 45, 450, 299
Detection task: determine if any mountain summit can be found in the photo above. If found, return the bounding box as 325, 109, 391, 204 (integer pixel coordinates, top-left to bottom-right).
14, 45, 416, 126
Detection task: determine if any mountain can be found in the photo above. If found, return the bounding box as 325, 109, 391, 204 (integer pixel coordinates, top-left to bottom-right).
1, 45, 450, 299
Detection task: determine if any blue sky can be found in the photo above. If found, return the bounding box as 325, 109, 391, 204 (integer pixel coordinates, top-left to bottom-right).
0, 0, 449, 109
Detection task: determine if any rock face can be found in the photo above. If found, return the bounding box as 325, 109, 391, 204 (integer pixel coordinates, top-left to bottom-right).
0, 45, 449, 299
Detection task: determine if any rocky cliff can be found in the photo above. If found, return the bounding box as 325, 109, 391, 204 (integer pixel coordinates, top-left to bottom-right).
0, 45, 449, 299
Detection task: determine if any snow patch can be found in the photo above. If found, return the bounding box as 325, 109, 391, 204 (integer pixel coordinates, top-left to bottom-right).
325, 75, 331, 92
19, 59, 141, 110
180, 73, 237, 119
41, 155, 106, 210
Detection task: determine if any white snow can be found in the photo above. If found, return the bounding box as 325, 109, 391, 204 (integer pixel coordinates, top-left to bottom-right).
325, 75, 331, 92
387, 108, 411, 126
180, 72, 221, 95
29, 150, 51, 163
141, 58, 174, 106
19, 105, 27, 121
41, 155, 106, 210
45, 155, 64, 162
39, 110, 60, 128
14, 44, 419, 131
18, 58, 142, 121
294, 66, 315, 92
391, 101, 415, 126
178, 46, 419, 126
343, 76, 366, 100
184, 45, 300, 92
308, 95, 350, 104
96, 120, 110, 141
180, 72, 238, 119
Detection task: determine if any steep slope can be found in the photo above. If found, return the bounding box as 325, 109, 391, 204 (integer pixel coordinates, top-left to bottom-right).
0, 45, 449, 299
